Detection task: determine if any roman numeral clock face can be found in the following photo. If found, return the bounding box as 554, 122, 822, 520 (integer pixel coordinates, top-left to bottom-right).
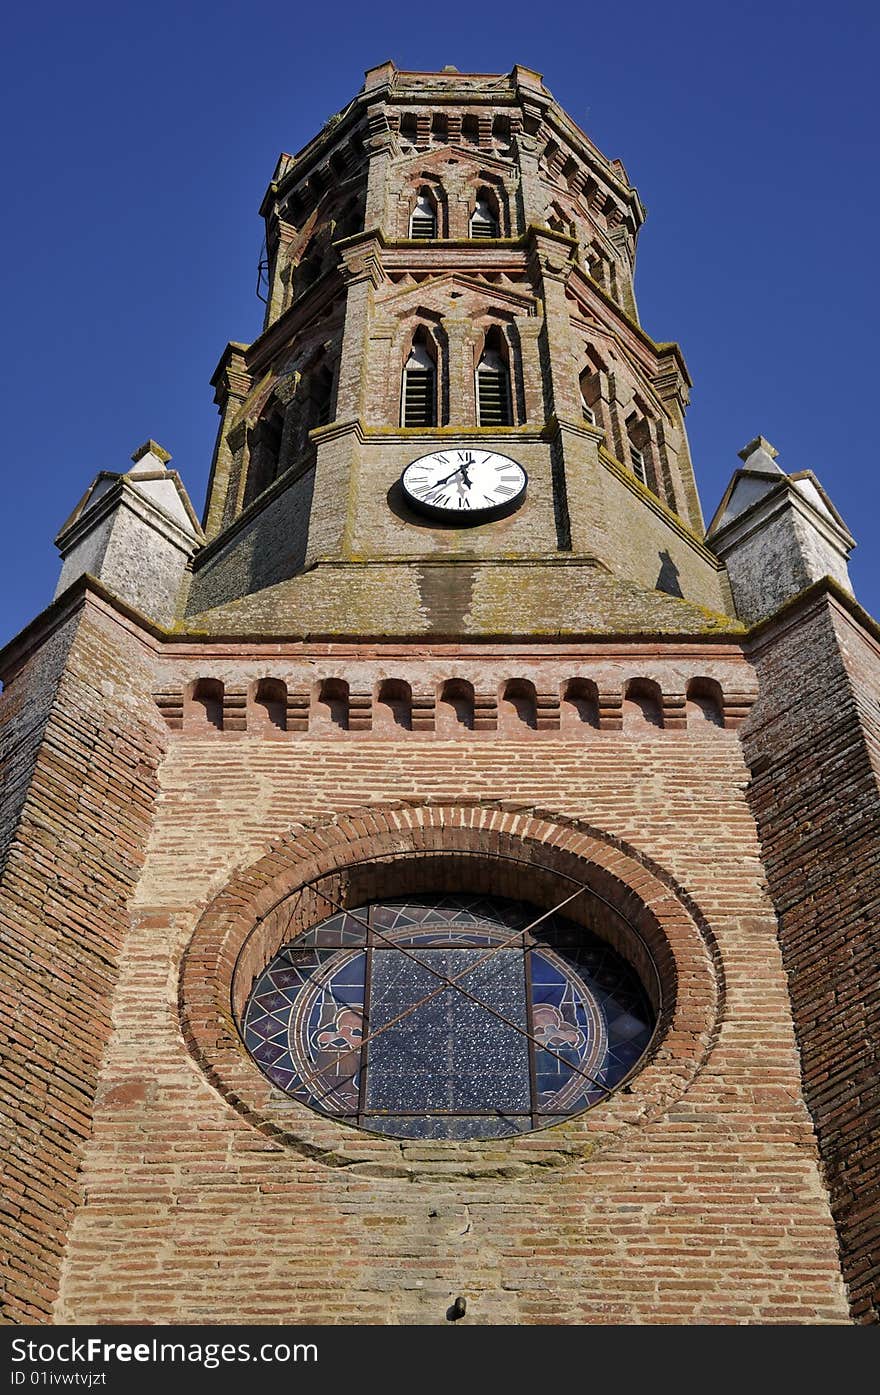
401, 449, 528, 523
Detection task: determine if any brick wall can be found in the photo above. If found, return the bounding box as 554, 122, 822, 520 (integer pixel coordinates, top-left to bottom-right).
0, 616, 73, 879
0, 597, 166, 1322
743, 588, 880, 1323
186, 465, 315, 615
52, 666, 849, 1324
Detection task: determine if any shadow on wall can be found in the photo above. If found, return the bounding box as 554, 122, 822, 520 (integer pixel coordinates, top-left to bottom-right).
655, 550, 684, 598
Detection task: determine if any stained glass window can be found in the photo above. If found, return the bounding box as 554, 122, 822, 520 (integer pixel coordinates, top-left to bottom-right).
241, 895, 655, 1140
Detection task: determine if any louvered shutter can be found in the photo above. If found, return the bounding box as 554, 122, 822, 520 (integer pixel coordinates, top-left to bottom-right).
629, 445, 647, 486
402, 339, 436, 427
470, 197, 499, 238
410, 193, 437, 239
476, 349, 511, 426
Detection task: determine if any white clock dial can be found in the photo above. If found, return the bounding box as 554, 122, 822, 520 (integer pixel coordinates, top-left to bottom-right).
401, 449, 527, 520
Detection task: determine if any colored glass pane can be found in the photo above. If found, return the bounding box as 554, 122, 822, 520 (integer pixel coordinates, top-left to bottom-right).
241, 895, 655, 1140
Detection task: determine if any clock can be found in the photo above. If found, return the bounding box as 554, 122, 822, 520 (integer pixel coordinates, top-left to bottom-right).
401, 448, 528, 522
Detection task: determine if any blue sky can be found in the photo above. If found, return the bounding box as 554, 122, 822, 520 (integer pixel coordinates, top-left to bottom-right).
2, 0, 878, 642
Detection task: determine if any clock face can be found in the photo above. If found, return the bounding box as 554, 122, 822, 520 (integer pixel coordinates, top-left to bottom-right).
401, 449, 527, 521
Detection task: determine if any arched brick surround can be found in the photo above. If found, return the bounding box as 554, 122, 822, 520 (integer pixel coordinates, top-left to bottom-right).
180, 801, 722, 1178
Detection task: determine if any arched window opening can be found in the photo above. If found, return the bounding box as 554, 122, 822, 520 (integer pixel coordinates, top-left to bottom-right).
244, 403, 285, 506
624, 678, 663, 730
629, 445, 647, 486
377, 679, 412, 731
254, 679, 287, 732
409, 187, 437, 239
438, 679, 474, 731
296, 253, 322, 297
626, 414, 651, 489
399, 113, 418, 147
562, 678, 599, 728
503, 679, 537, 730
462, 114, 479, 145
476, 330, 512, 427
401, 330, 437, 428
579, 368, 600, 427
686, 678, 724, 729
190, 679, 223, 731
308, 363, 334, 431
333, 198, 361, 241
316, 678, 349, 731
431, 112, 448, 143
470, 190, 499, 239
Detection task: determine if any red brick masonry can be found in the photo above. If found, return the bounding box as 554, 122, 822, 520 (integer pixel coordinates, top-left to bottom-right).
4, 584, 876, 1323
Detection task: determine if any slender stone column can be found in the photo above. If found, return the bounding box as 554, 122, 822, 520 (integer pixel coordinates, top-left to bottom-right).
204, 345, 251, 538
443, 317, 475, 426
528, 230, 580, 422
335, 236, 384, 421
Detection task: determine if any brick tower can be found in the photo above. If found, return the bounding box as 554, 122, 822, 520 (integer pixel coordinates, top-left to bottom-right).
2, 62, 878, 1326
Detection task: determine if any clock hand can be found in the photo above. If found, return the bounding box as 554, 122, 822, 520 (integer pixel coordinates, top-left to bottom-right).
429, 452, 476, 490
432, 463, 470, 488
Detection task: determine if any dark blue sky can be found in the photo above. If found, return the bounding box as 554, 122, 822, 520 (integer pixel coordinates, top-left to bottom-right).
2, 0, 878, 642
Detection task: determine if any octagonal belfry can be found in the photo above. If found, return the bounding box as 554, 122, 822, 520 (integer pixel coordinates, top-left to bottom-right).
186, 60, 728, 638
2, 61, 879, 1327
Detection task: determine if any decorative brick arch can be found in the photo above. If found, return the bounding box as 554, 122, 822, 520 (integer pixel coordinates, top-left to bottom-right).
179, 801, 722, 1178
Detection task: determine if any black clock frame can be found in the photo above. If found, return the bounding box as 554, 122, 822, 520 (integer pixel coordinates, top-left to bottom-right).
400, 450, 528, 525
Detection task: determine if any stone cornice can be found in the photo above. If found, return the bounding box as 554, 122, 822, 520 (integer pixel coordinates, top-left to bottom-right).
592, 438, 722, 567
8, 568, 874, 683
707, 476, 856, 557
745, 575, 880, 657
55, 474, 203, 555
565, 261, 692, 387
30, 564, 871, 680
359, 422, 550, 443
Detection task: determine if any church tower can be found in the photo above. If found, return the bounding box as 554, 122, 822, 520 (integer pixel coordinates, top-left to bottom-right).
2, 62, 878, 1326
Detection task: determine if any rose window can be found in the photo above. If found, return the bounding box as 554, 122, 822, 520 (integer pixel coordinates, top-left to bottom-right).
241, 894, 656, 1141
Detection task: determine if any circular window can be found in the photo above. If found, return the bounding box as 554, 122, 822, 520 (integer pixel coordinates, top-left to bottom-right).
240, 894, 656, 1141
